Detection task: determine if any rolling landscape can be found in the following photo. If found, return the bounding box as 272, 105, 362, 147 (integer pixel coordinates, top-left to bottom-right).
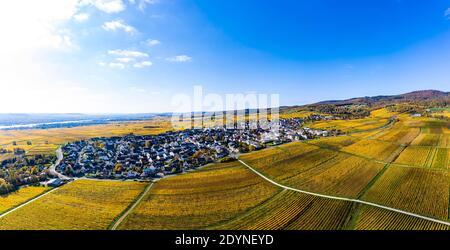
1, 1, 450, 242
0, 90, 449, 230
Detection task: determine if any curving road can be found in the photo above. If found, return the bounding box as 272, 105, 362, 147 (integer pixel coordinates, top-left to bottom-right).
48, 147, 70, 180
238, 159, 450, 227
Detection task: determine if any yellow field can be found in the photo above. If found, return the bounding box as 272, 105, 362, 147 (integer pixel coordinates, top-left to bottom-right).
411, 134, 441, 146
214, 190, 352, 230
241, 146, 337, 182
0, 118, 173, 156
394, 146, 433, 167
362, 165, 449, 220
432, 110, 450, 118
290, 155, 384, 198
280, 110, 314, 119
439, 134, 450, 148
0, 180, 146, 230
0, 153, 14, 162
370, 108, 397, 118
374, 126, 420, 145
118, 162, 281, 230
309, 117, 389, 133
26, 144, 59, 155
240, 142, 384, 198
354, 205, 450, 230
0, 186, 49, 214
239, 142, 320, 172
341, 139, 403, 162
431, 148, 449, 169
307, 135, 359, 150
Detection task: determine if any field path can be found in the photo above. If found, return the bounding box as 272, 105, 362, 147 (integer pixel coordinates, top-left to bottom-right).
0, 187, 61, 219
238, 159, 450, 227
110, 182, 154, 230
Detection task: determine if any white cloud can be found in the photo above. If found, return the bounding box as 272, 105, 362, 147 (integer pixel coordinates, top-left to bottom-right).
146, 39, 161, 46
105, 50, 151, 69
102, 19, 137, 33
130, 0, 158, 11
108, 49, 149, 58
0, 1, 80, 53
83, 0, 126, 13
133, 61, 153, 68
116, 57, 135, 63
166, 55, 192, 62
108, 62, 125, 69
445, 8, 450, 19
74, 12, 89, 22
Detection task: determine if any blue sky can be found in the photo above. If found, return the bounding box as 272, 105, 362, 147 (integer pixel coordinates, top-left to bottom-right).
0, 0, 449, 113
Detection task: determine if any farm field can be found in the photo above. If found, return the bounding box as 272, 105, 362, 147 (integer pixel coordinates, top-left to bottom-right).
0, 180, 146, 230
439, 134, 450, 148
394, 146, 433, 167
372, 126, 420, 145
118, 161, 281, 230
433, 110, 450, 118
341, 139, 403, 162
0, 118, 173, 156
214, 190, 352, 230
431, 148, 449, 169
287, 155, 384, 198
411, 133, 441, 146
369, 108, 398, 118
307, 108, 396, 134
280, 110, 314, 119
0, 186, 49, 214
240, 142, 385, 198
309, 117, 389, 133
307, 135, 359, 150
362, 165, 449, 220
353, 205, 450, 230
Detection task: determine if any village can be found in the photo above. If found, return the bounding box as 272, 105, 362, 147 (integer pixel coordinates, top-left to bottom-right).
55, 117, 340, 181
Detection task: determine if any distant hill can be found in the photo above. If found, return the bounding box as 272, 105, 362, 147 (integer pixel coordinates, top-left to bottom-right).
279, 90, 449, 117
311, 90, 449, 106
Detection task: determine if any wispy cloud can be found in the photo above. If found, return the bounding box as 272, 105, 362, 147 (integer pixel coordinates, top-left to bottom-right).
133, 61, 153, 68
85, 0, 126, 13
108, 49, 149, 58
166, 55, 192, 62
116, 57, 135, 63
104, 50, 151, 69
445, 8, 450, 19
73, 13, 89, 22
129, 0, 159, 11
108, 62, 125, 69
146, 39, 161, 46
102, 19, 137, 34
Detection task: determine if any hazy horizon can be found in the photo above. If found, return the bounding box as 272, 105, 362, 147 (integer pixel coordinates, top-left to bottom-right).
0, 88, 448, 115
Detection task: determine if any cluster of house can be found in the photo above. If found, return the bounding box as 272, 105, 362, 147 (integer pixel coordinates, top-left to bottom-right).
56, 118, 335, 180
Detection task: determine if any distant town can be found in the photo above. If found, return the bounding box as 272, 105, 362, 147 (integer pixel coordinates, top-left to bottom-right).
56, 116, 340, 181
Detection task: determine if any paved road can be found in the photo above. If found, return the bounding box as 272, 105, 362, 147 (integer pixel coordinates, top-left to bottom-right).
0, 187, 61, 219
48, 148, 70, 180
110, 182, 154, 230
238, 159, 450, 227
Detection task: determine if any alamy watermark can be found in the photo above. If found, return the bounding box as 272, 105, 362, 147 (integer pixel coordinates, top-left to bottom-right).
170, 86, 280, 132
